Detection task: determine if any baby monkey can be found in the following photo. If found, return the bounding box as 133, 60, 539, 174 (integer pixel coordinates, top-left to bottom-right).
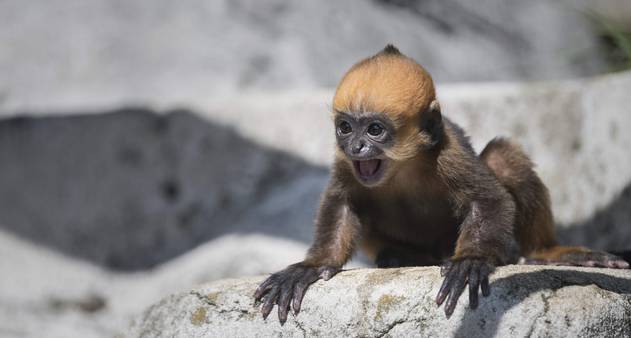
254, 45, 629, 323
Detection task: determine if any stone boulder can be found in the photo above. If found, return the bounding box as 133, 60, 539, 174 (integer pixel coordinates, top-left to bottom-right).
129, 266, 631, 338
0, 0, 611, 113
2, 71, 631, 338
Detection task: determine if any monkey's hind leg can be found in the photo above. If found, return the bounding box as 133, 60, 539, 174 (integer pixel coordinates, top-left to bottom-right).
480, 137, 628, 269
480, 137, 557, 255
523, 246, 629, 269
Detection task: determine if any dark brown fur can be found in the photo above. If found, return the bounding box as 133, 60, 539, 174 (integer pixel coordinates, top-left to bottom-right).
254, 45, 628, 324
307, 118, 518, 267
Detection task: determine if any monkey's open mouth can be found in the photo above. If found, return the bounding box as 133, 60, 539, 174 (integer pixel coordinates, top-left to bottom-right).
353, 159, 387, 184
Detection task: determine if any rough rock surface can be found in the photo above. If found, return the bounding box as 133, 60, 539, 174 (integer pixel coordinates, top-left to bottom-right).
0, 230, 321, 338
129, 266, 631, 338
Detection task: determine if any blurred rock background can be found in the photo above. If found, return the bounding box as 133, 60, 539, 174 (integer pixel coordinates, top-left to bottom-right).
0, 1, 630, 337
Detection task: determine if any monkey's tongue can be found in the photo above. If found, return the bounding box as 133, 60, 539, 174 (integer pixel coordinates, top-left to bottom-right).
358, 159, 381, 177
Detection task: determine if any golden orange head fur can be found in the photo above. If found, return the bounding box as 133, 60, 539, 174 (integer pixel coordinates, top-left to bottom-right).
333, 45, 440, 162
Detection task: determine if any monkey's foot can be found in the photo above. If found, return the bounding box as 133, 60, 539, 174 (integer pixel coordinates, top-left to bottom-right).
435, 258, 494, 317
521, 251, 629, 269
253, 263, 339, 325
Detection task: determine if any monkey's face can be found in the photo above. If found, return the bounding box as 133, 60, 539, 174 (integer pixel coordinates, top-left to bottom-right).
335, 111, 396, 186
331, 45, 441, 187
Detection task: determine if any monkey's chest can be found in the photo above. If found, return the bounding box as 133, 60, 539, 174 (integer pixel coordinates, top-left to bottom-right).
353, 193, 460, 246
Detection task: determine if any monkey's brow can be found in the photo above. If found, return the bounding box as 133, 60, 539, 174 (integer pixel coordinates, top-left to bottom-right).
335, 112, 397, 137
336, 110, 391, 122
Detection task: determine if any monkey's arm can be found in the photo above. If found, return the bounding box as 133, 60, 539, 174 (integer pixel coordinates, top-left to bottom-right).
254, 180, 359, 324
436, 187, 517, 316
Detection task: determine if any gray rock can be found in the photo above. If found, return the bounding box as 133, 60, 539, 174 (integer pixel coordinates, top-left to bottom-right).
0, 108, 327, 269
0, 229, 315, 338
1, 70, 631, 338
0, 0, 613, 112
128, 265, 631, 338
1, 71, 631, 270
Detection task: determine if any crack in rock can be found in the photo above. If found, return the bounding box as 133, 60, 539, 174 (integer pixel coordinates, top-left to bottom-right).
376, 318, 407, 338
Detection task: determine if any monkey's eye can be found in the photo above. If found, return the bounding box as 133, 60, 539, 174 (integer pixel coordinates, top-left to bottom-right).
338, 121, 352, 134
367, 123, 384, 136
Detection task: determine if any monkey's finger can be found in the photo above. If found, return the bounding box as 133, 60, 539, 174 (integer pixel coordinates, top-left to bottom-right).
440, 261, 453, 277
261, 286, 279, 320
292, 271, 318, 315
254, 276, 276, 301
436, 266, 456, 306
594, 253, 629, 269
480, 264, 491, 297
291, 281, 307, 315
589, 259, 612, 268
468, 264, 480, 309
277, 282, 294, 325
444, 261, 471, 317
481, 276, 490, 297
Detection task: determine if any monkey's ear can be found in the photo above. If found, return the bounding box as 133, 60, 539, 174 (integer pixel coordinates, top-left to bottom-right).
421, 100, 443, 148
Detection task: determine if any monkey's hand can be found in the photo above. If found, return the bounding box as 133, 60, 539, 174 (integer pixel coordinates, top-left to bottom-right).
435, 257, 494, 317
253, 262, 339, 324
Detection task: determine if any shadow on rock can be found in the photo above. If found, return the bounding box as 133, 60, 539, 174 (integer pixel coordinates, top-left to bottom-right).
0, 107, 328, 270
557, 183, 631, 253
455, 269, 631, 338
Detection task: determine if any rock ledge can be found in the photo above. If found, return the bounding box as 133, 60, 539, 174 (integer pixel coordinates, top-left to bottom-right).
129, 266, 631, 338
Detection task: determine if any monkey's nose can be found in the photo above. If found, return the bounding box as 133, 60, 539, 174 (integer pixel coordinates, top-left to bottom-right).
352, 141, 366, 155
